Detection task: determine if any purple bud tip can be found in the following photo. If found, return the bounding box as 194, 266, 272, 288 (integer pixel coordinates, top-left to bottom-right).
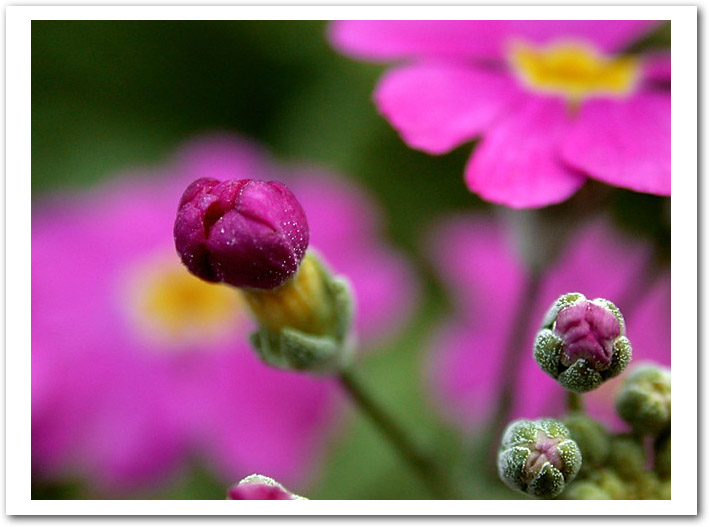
555, 301, 621, 371
525, 432, 564, 477
227, 483, 294, 500
174, 177, 309, 289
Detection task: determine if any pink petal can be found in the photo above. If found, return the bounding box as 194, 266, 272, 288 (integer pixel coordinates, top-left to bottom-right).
188, 350, 339, 488
329, 20, 516, 61
428, 323, 506, 425
505, 20, 662, 54
427, 215, 525, 316
465, 96, 586, 208
329, 21, 659, 62
425, 216, 526, 426
172, 134, 276, 183
561, 93, 670, 196
375, 62, 522, 154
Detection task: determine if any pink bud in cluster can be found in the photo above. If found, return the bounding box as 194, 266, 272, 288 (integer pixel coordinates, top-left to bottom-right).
555, 301, 621, 371
227, 474, 306, 500
174, 178, 309, 289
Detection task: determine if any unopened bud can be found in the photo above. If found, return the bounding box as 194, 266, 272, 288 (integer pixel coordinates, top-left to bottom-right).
562, 413, 610, 474
227, 474, 307, 500
534, 293, 632, 393
498, 418, 582, 499
616, 363, 671, 435
175, 178, 309, 289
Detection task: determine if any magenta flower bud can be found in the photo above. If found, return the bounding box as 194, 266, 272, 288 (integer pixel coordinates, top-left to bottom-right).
535, 293, 632, 393
174, 178, 309, 289
226, 474, 306, 500
555, 301, 620, 371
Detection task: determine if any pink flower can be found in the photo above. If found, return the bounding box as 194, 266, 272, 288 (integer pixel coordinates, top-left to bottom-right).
426, 215, 669, 430
32, 134, 417, 495
330, 21, 670, 208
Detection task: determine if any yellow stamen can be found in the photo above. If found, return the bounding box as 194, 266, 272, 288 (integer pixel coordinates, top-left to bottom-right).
509, 40, 639, 103
127, 255, 244, 347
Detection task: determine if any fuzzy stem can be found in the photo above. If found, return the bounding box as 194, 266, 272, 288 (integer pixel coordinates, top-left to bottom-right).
338, 369, 455, 499
566, 391, 585, 413
485, 270, 543, 474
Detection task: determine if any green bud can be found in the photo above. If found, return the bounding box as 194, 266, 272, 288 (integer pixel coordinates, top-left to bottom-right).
562, 413, 610, 474
534, 293, 632, 393
594, 469, 628, 500
498, 418, 582, 499
632, 471, 663, 500
563, 481, 612, 500
245, 251, 354, 373
606, 435, 647, 481
616, 363, 671, 435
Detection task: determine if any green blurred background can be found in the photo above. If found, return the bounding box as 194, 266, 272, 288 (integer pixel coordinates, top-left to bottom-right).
32, 20, 670, 500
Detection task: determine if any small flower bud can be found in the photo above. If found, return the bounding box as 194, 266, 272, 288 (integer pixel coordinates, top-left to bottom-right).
174, 178, 309, 289
562, 413, 610, 474
562, 480, 612, 500
227, 474, 307, 500
245, 251, 354, 373
534, 293, 632, 393
616, 363, 671, 435
566, 468, 630, 500
606, 435, 647, 481
498, 418, 582, 499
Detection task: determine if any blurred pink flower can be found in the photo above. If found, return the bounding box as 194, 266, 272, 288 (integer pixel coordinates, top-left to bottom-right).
426, 215, 669, 430
330, 21, 670, 208
32, 134, 417, 495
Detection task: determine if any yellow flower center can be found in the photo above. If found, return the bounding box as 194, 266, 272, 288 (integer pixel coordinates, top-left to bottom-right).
509, 40, 640, 102
124, 253, 245, 348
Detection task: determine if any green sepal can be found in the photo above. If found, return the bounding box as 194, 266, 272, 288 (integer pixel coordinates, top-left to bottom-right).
606, 336, 632, 379
527, 463, 566, 499
250, 326, 352, 373
558, 359, 604, 393
534, 329, 563, 378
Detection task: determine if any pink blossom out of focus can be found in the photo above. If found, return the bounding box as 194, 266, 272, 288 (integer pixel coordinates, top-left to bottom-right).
426, 215, 670, 430
330, 21, 670, 208
32, 134, 418, 495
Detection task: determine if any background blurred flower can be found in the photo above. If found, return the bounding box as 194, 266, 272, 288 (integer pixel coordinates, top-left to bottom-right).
330, 20, 670, 208
426, 215, 669, 430
31, 134, 417, 496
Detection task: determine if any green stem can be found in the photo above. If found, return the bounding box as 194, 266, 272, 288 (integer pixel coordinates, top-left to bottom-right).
485, 270, 542, 474
338, 369, 454, 499
566, 391, 584, 414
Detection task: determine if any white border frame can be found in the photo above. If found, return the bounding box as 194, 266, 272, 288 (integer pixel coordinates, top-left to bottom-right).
6, 4, 697, 516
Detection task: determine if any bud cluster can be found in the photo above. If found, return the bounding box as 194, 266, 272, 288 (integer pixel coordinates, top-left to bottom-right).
497, 294, 671, 500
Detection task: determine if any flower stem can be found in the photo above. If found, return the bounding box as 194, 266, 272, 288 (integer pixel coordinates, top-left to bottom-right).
566, 391, 584, 413
485, 270, 542, 474
338, 369, 454, 499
